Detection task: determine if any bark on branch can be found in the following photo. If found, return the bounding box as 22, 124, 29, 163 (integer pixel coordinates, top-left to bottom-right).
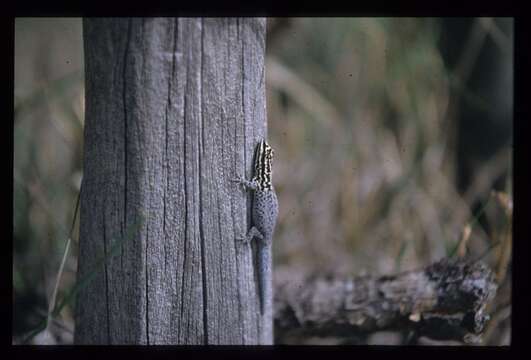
274, 258, 497, 344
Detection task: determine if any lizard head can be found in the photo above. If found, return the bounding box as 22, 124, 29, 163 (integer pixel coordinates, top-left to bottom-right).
253, 139, 274, 191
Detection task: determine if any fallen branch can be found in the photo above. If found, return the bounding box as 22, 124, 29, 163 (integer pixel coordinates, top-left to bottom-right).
274, 258, 497, 344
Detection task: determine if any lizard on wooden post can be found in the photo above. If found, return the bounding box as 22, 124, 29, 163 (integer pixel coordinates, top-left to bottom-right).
233, 139, 279, 315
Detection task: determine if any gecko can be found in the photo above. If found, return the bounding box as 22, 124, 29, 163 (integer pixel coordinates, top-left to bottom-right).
233, 139, 279, 314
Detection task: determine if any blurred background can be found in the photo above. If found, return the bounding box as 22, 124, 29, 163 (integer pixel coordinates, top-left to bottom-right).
13, 18, 512, 345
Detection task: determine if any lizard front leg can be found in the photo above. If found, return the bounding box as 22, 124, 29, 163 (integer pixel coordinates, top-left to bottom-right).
231, 177, 259, 191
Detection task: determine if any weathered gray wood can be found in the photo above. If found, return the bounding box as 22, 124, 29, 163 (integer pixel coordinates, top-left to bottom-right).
75, 18, 268, 345
274, 259, 497, 344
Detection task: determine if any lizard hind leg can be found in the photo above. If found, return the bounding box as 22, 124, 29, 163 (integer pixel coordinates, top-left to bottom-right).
236, 226, 264, 245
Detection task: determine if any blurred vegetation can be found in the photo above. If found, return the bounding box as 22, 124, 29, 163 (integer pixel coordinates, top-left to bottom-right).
14, 18, 83, 345
13, 18, 512, 345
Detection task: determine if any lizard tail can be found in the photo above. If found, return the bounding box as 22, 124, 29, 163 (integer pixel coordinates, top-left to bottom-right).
257, 243, 271, 315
